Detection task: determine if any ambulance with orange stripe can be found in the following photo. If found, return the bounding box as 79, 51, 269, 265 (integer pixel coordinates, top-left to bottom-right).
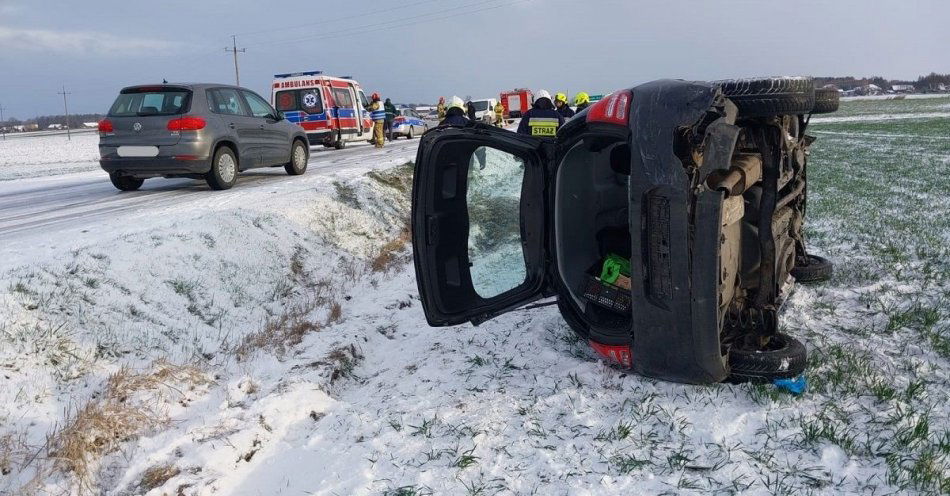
271, 71, 374, 149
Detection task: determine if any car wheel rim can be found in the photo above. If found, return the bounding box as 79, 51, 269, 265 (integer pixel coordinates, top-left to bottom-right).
293, 145, 306, 169
219, 154, 236, 182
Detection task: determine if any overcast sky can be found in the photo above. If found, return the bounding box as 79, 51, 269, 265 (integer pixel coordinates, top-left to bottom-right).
0, 0, 947, 118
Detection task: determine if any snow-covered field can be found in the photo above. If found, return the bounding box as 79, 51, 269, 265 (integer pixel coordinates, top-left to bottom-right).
0, 99, 948, 495
0, 131, 100, 181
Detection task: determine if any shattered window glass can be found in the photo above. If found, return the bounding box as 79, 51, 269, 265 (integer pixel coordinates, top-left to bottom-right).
466, 146, 527, 299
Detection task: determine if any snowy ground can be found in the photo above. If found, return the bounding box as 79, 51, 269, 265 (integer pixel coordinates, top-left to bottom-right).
1, 99, 948, 495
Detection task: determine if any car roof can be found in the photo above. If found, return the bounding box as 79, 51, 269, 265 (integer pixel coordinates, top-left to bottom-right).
120, 83, 253, 93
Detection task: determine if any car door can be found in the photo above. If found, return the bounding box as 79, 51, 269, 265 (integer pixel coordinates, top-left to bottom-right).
412, 125, 555, 326
208, 88, 260, 168
241, 89, 289, 166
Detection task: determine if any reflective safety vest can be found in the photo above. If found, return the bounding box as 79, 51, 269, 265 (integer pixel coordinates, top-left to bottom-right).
527, 116, 559, 137
369, 102, 385, 121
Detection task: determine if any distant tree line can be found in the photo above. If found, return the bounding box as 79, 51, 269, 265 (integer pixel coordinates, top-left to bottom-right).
814, 73, 950, 91
1, 112, 104, 130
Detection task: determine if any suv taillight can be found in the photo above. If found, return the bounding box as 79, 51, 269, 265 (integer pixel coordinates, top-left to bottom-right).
167, 116, 206, 131
586, 91, 631, 126
97, 119, 114, 133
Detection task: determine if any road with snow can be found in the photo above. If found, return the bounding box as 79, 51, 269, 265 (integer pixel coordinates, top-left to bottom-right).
0, 139, 420, 269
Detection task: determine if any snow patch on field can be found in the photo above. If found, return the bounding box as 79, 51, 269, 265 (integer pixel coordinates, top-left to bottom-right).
0, 132, 100, 180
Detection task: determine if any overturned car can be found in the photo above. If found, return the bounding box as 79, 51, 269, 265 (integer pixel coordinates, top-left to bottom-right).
411, 77, 838, 384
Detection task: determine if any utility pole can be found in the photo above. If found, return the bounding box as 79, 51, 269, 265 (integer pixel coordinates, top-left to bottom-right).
225, 35, 246, 86
57, 86, 72, 141
0, 103, 6, 141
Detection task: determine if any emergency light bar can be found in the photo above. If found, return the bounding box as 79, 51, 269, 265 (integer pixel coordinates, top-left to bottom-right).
338, 75, 353, 79
273, 71, 323, 78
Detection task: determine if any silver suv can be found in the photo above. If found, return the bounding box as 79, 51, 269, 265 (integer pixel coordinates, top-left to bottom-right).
98, 83, 309, 191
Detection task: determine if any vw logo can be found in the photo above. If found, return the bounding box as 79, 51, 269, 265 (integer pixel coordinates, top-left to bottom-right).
133, 122, 143, 132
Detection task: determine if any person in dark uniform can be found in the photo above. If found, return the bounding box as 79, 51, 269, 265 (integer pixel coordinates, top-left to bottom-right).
516, 90, 564, 137
554, 92, 575, 119
574, 92, 591, 113
439, 96, 470, 127
466, 100, 477, 121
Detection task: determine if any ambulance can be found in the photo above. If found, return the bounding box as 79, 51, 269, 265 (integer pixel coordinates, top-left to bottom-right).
271, 71, 374, 149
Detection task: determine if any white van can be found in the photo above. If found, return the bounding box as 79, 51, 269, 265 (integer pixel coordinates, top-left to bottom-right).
468, 98, 498, 123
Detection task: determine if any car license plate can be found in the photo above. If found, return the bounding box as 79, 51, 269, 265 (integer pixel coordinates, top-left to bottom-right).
117, 146, 159, 157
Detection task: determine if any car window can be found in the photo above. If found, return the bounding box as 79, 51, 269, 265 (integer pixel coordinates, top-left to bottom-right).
332, 88, 352, 107
242, 90, 275, 118
357, 90, 368, 108
109, 88, 191, 117
208, 88, 249, 116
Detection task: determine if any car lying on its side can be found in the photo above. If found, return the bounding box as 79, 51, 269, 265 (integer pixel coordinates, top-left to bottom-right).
98, 83, 309, 191
411, 77, 839, 384
391, 108, 429, 139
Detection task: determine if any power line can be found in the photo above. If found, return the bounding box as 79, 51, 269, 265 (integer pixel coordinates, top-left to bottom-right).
57, 85, 72, 141
231, 0, 443, 38
244, 0, 515, 49
225, 35, 247, 86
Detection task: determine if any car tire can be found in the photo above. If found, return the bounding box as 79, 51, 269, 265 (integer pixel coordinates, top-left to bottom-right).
812, 88, 840, 114
206, 146, 238, 190
791, 254, 833, 283
284, 140, 308, 175
408, 126, 415, 139
728, 333, 807, 383
109, 172, 144, 191
714, 77, 816, 117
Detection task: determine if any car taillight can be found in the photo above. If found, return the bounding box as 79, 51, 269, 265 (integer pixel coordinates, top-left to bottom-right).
167, 116, 206, 131
589, 340, 633, 368
98, 119, 114, 133
586, 90, 631, 126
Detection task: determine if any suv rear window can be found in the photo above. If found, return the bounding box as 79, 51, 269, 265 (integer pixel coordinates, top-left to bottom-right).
109, 87, 191, 117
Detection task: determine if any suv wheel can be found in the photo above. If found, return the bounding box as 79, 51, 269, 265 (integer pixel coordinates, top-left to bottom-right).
728, 333, 807, 383
109, 172, 144, 191
714, 77, 816, 117
285, 140, 308, 175
206, 146, 238, 190
791, 254, 833, 283
812, 88, 840, 114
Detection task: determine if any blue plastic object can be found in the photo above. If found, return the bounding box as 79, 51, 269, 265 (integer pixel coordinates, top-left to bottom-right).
773, 375, 807, 394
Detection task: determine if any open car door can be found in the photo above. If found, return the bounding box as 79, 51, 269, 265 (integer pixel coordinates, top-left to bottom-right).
411, 125, 554, 326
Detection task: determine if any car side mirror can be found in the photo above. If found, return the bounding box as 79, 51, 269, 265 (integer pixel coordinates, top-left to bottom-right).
274, 111, 285, 121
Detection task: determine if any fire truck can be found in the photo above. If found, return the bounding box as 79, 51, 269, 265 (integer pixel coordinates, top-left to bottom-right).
499, 88, 533, 118
271, 71, 374, 149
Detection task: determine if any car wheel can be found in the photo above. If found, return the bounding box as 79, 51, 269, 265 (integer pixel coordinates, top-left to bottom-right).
727, 333, 807, 383
713, 77, 816, 117
811, 88, 840, 114
109, 172, 144, 191
284, 140, 308, 175
791, 254, 833, 283
408, 126, 415, 139
206, 146, 238, 190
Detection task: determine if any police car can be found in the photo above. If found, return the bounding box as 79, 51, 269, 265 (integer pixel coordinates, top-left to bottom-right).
271, 71, 374, 149
391, 107, 428, 139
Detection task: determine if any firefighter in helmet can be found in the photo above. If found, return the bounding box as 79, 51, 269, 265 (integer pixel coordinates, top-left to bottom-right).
436, 97, 446, 120
493, 100, 506, 127
574, 92, 591, 113
367, 92, 386, 148
439, 96, 470, 127
554, 92, 575, 119
516, 90, 564, 137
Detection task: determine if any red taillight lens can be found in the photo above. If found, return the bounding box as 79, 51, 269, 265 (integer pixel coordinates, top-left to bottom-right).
167, 116, 206, 131
586, 91, 631, 126
98, 119, 114, 133
589, 340, 632, 368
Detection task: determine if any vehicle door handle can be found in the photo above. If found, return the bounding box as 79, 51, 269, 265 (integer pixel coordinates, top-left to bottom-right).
259, 124, 265, 130
228, 123, 236, 129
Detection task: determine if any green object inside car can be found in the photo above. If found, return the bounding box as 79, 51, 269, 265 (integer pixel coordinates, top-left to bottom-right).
599, 254, 630, 284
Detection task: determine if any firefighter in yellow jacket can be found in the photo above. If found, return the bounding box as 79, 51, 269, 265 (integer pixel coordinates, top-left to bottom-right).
368, 92, 385, 148
437, 97, 446, 120
493, 101, 505, 127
